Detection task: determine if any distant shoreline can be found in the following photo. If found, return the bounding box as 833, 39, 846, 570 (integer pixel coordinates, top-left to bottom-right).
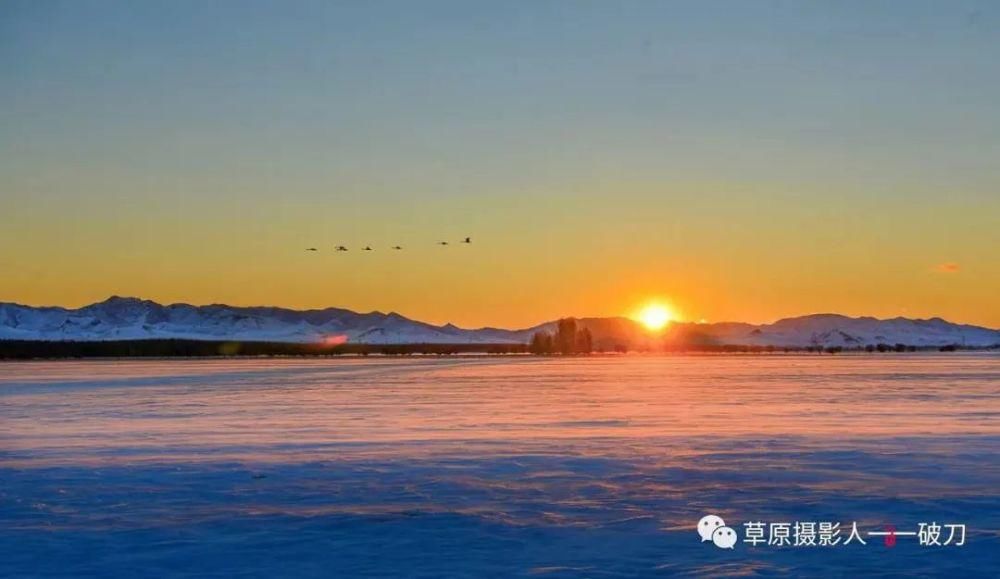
1, 339, 995, 360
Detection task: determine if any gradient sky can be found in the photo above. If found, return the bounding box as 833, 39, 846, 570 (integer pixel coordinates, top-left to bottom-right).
2, 1, 998, 328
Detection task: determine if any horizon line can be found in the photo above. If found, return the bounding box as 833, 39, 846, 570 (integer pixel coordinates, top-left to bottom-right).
1, 295, 996, 333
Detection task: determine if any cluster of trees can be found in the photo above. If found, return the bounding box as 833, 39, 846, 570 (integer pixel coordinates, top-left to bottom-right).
528, 318, 593, 355
866, 343, 919, 353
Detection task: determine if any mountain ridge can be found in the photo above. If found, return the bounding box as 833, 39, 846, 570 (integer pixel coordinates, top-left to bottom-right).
0, 297, 997, 348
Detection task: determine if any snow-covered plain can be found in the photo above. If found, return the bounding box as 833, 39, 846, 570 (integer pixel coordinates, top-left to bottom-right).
1, 355, 998, 577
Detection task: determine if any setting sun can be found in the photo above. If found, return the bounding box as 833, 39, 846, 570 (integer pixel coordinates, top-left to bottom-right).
635, 303, 676, 331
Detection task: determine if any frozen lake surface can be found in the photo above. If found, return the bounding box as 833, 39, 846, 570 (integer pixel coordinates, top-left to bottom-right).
1, 354, 998, 577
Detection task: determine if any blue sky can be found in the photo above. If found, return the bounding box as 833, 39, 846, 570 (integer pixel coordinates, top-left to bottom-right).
1, 1, 998, 326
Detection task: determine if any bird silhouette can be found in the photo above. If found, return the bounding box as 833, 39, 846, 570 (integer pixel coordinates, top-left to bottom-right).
462, 237, 471, 244
392, 245, 403, 250
438, 241, 449, 246
335, 246, 348, 252
305, 247, 318, 252
363, 246, 373, 251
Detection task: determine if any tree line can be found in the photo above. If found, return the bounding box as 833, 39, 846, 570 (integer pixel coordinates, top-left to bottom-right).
528, 318, 594, 355
0, 339, 528, 359
0, 336, 986, 360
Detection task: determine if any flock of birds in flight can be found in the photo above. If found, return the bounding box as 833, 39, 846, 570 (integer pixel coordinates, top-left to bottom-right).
305, 237, 472, 252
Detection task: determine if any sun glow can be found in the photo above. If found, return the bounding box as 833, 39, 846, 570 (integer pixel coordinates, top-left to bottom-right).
635, 302, 676, 331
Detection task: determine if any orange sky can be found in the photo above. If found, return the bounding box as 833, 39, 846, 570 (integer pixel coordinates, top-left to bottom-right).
2, 179, 997, 328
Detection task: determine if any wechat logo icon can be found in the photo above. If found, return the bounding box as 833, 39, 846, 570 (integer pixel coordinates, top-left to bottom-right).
698, 514, 737, 549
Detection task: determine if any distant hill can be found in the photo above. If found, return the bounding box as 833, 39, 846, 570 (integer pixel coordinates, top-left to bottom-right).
0, 297, 535, 344
1, 297, 997, 348
664, 314, 1000, 349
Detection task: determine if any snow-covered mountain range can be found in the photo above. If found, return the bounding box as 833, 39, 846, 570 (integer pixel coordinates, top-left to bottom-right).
0, 297, 997, 348
0, 297, 533, 344
667, 314, 1000, 348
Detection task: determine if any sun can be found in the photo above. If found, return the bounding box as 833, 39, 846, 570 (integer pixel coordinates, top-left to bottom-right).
635, 303, 676, 331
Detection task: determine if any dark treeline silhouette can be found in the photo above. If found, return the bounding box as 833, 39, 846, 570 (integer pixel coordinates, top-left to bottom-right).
529, 318, 594, 355
0, 338, 985, 360
638, 343, 980, 354
0, 340, 527, 360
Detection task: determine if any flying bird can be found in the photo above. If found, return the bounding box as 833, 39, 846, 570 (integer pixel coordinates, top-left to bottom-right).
462, 237, 471, 244
335, 246, 348, 252
305, 247, 318, 252
438, 241, 449, 246
392, 246, 403, 250
363, 246, 373, 251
